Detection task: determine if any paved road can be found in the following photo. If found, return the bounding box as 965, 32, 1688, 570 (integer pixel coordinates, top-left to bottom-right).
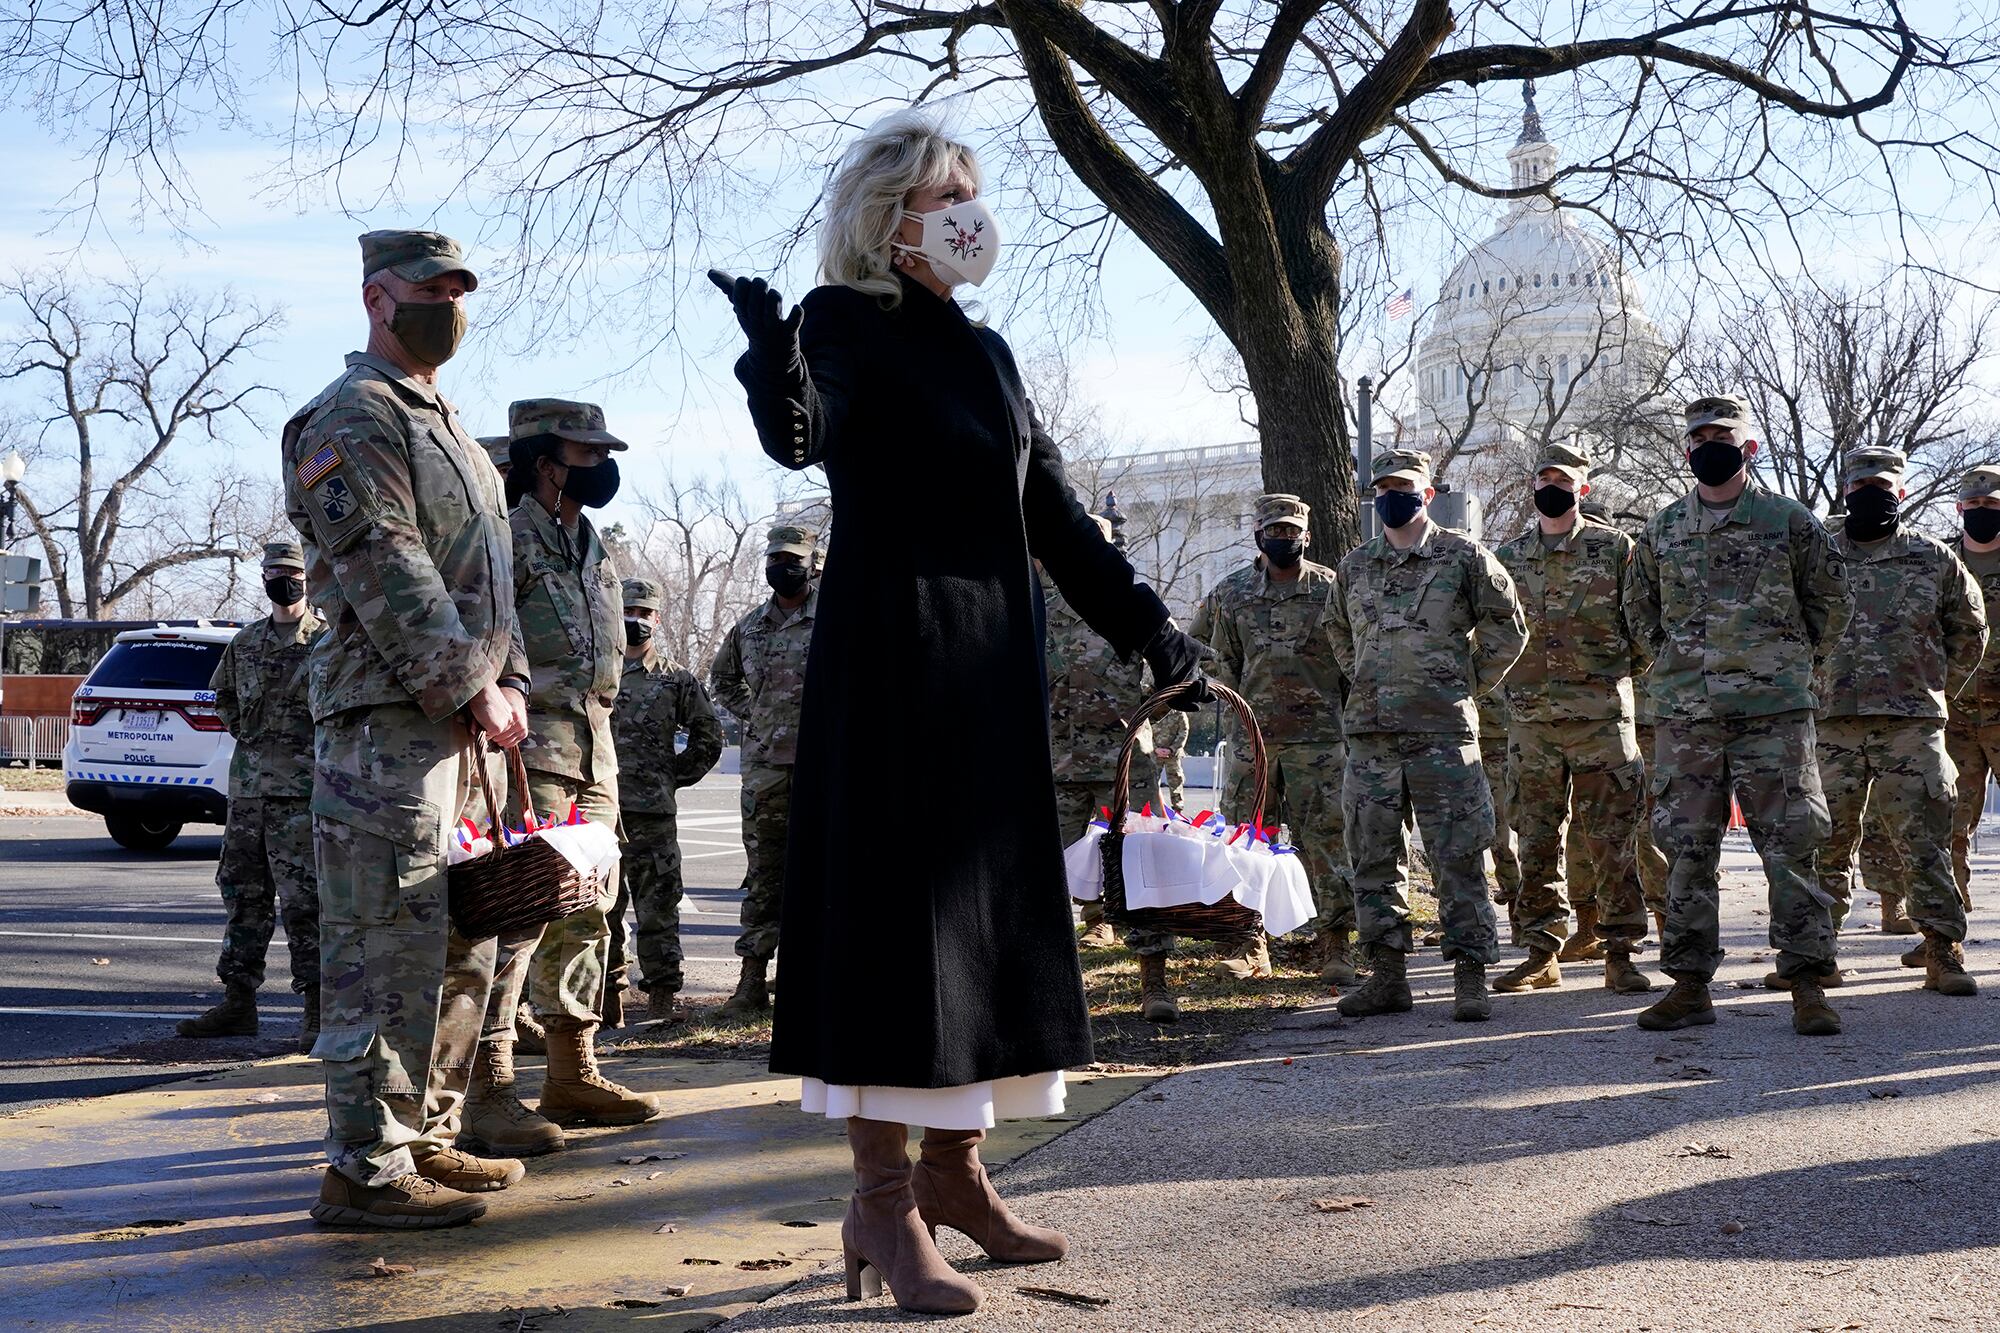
0, 774, 747, 1111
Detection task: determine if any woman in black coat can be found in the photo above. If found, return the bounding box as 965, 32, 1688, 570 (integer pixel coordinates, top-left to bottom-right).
711, 110, 1206, 1316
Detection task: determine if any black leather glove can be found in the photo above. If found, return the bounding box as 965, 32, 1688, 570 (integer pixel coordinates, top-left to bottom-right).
708, 269, 803, 357
1142, 622, 1213, 711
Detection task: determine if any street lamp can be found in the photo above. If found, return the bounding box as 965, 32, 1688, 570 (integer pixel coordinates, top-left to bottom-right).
0, 449, 24, 549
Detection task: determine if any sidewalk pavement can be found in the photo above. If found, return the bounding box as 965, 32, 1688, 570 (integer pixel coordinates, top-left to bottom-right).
6, 851, 1998, 1331
729, 852, 2000, 1331
0, 788, 83, 817
0, 1048, 1151, 1330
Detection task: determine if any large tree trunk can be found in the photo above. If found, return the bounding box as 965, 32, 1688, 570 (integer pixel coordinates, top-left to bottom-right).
1236, 328, 1359, 557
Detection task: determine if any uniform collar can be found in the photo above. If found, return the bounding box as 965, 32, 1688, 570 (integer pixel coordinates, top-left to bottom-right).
1367, 521, 1446, 566
345, 351, 450, 412
765, 585, 818, 624
1254, 559, 1331, 597
1523, 516, 1589, 561
1676, 473, 1768, 529
1836, 527, 1922, 562
268, 609, 320, 643
521, 493, 598, 563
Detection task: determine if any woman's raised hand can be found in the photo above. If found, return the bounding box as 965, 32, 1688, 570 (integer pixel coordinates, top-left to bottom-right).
708, 270, 804, 354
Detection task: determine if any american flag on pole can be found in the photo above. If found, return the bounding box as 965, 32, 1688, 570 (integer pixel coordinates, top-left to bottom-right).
1386, 287, 1414, 321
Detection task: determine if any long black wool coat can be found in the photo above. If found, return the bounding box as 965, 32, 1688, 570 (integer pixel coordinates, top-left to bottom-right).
734, 275, 1169, 1088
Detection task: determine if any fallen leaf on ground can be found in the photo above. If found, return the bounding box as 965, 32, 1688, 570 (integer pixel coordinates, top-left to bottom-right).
661, 1284, 691, 1298
1731, 979, 1761, 989
1311, 1197, 1377, 1213
1671, 1066, 1713, 1080
1020, 1287, 1113, 1308
1720, 1220, 1745, 1235
1674, 1142, 1733, 1160
682, 1257, 721, 1266
609, 1178, 633, 1187
553, 1192, 596, 1202
654, 1223, 678, 1234
648, 1172, 665, 1180
1868, 1088, 1902, 1100
781, 1220, 818, 1228
606, 1298, 661, 1309
368, 1257, 416, 1278
91, 958, 110, 966
250, 1092, 284, 1103
618, 1152, 688, 1165
737, 1258, 792, 1271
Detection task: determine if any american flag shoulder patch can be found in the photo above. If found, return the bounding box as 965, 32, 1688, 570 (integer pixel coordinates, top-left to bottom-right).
297, 444, 341, 488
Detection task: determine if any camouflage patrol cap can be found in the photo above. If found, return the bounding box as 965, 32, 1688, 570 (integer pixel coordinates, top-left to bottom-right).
1371, 448, 1433, 487
477, 434, 512, 470
1254, 493, 1311, 530
1535, 440, 1592, 483
507, 398, 629, 451
261, 540, 305, 572
765, 523, 816, 560
359, 229, 478, 291
1842, 446, 1906, 488
1683, 393, 1752, 440
1960, 466, 2000, 501
622, 577, 663, 614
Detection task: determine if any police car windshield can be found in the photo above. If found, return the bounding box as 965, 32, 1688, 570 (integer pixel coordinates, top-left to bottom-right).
88, 640, 225, 691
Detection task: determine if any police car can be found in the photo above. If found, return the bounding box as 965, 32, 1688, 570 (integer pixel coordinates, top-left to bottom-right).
62, 624, 241, 850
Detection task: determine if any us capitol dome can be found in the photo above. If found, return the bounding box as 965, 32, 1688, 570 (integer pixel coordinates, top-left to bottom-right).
1414, 82, 1670, 512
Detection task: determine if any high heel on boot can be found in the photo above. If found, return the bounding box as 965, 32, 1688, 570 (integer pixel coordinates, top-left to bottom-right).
914, 1127, 1068, 1263
843, 1118, 984, 1314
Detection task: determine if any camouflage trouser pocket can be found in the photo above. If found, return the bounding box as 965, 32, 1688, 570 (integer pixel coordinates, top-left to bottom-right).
311, 764, 445, 929
1773, 763, 1832, 851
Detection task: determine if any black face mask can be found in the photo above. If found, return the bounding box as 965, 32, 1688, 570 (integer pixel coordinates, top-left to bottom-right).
1688, 439, 1745, 488
766, 563, 810, 598
1843, 486, 1900, 542
264, 576, 305, 606
1258, 536, 1305, 569
624, 619, 653, 647
1533, 484, 1577, 519
1374, 489, 1424, 530
1965, 508, 2000, 544
555, 456, 620, 509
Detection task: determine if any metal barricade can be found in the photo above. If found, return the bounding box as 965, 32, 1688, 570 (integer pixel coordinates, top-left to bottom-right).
0, 714, 69, 766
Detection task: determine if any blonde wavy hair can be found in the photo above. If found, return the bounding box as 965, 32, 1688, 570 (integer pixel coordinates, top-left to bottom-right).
819, 109, 984, 304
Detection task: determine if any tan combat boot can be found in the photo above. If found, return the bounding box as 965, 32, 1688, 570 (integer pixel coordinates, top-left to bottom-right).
1880, 893, 1917, 936
1213, 935, 1272, 981
1791, 977, 1842, 1035
647, 988, 686, 1024
1603, 947, 1655, 994
1636, 978, 1715, 1030
1452, 958, 1492, 1022
297, 987, 320, 1055
1900, 938, 1929, 969
1494, 947, 1561, 993
462, 1040, 565, 1157
715, 957, 772, 1023
1077, 905, 1118, 949
177, 984, 257, 1038
311, 1168, 486, 1228
1922, 929, 1978, 997
1337, 946, 1412, 1016
1764, 967, 1845, 990
1558, 903, 1604, 962
516, 1002, 548, 1055
538, 1018, 661, 1125
413, 1143, 526, 1192
1320, 933, 1366, 987
1137, 953, 1180, 1024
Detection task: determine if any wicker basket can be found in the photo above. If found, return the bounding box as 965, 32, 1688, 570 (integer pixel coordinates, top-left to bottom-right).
447, 741, 604, 940
1100, 679, 1268, 939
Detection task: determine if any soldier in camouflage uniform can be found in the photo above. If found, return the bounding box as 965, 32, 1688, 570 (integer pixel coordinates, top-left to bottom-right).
1330, 450, 1526, 1023
1151, 708, 1188, 812
612, 577, 725, 1023
288, 229, 530, 1227
1196, 494, 1354, 984
1493, 443, 1654, 997
178, 541, 327, 1050
1626, 394, 1852, 1036
1047, 517, 1157, 952
1796, 447, 1981, 998
709, 524, 818, 1021
464, 398, 659, 1158
1946, 465, 2000, 929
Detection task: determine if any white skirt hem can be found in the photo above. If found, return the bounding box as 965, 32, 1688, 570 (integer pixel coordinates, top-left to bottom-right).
798, 1070, 1066, 1130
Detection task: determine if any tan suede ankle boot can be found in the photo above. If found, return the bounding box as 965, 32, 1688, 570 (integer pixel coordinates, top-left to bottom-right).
913, 1127, 1067, 1264
842, 1118, 983, 1314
